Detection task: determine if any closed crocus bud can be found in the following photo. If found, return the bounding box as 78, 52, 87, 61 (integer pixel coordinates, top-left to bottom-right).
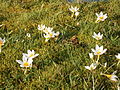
75, 12, 79, 17
89, 53, 94, 59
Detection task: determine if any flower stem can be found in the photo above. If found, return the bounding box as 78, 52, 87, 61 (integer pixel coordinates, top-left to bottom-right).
117, 60, 120, 67
24, 67, 27, 74
92, 73, 95, 90
0, 46, 1, 53
97, 55, 100, 63
71, 13, 74, 18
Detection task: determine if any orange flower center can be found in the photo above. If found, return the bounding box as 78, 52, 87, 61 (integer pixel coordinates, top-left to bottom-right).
96, 50, 101, 54
0, 40, 3, 45
23, 62, 29, 67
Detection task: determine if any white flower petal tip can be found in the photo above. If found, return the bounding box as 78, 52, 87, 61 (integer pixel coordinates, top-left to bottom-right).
115, 53, 120, 59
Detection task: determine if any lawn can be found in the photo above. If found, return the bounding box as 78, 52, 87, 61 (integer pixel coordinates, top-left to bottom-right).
0, 0, 120, 89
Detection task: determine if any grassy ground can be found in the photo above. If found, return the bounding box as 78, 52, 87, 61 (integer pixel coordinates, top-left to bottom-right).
0, 0, 120, 89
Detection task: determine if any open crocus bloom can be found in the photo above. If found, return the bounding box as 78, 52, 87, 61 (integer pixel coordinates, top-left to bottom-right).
115, 53, 120, 59
85, 63, 97, 71
23, 50, 39, 59
16, 55, 33, 68
95, 12, 107, 23
69, 6, 79, 13
101, 71, 118, 82
92, 32, 103, 40
91, 45, 107, 55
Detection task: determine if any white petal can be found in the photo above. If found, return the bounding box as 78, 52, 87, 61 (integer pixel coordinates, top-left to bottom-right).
34, 54, 39, 57
27, 50, 31, 54
96, 45, 100, 50
16, 60, 23, 64
22, 55, 28, 61
102, 49, 107, 54
96, 13, 99, 17
28, 59, 33, 64
85, 66, 90, 70
91, 49, 95, 53
100, 46, 103, 51
100, 12, 103, 16
31, 50, 35, 54
20, 64, 24, 67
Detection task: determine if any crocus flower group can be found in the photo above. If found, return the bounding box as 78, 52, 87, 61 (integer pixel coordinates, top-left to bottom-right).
38, 24, 60, 42
16, 50, 39, 68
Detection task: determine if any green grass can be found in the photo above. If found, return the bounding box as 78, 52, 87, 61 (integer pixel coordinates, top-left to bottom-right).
0, 0, 120, 89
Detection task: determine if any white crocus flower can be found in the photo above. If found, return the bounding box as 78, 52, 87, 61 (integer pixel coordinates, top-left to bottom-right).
85, 63, 97, 71
95, 12, 107, 23
16, 55, 33, 68
38, 24, 46, 31
23, 50, 39, 59
89, 53, 94, 59
101, 71, 118, 82
43, 31, 60, 42
69, 6, 79, 13
92, 32, 103, 40
115, 53, 120, 59
26, 33, 31, 37
91, 45, 107, 55
0, 37, 5, 52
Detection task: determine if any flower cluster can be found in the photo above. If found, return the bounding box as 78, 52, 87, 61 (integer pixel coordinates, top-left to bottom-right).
16, 50, 39, 68
85, 31, 119, 82
38, 24, 60, 42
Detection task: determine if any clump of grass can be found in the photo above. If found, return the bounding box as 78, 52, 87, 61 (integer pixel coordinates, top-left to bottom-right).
0, 0, 120, 89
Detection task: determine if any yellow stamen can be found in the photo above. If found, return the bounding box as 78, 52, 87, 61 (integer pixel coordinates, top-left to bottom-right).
29, 54, 34, 57
49, 33, 53, 37
104, 74, 112, 78
100, 16, 104, 20
96, 51, 101, 54
23, 62, 29, 67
